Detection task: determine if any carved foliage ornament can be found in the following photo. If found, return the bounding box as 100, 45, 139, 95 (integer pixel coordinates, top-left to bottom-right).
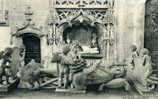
48, 0, 115, 48
12, 6, 43, 38
55, 9, 114, 26
56, 0, 115, 8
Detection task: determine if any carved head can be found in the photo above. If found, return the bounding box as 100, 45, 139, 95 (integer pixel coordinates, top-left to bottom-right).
62, 45, 71, 55
3, 47, 13, 58
140, 48, 150, 56
66, 37, 71, 44
51, 53, 62, 63
71, 41, 83, 53
30, 59, 36, 64
130, 44, 137, 52
19, 45, 26, 52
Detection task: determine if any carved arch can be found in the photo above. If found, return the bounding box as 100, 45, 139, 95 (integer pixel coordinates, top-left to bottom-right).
56, 11, 107, 42
12, 24, 44, 38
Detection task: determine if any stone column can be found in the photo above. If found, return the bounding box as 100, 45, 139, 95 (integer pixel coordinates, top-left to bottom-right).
114, 0, 126, 62
12, 36, 23, 47
123, 0, 146, 57
114, 0, 146, 62
132, 0, 146, 49
40, 35, 53, 68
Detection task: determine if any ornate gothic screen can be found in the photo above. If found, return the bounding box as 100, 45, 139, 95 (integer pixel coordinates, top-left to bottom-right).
48, 0, 115, 61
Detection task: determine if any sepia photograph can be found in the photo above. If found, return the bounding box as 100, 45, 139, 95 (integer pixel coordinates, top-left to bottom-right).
0, 0, 158, 99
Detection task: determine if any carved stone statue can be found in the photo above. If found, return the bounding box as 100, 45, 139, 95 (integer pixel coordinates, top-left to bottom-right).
0, 51, 5, 84
126, 47, 158, 94
90, 33, 98, 49
67, 45, 86, 88
16, 45, 26, 78
0, 48, 13, 85
127, 44, 139, 70
52, 41, 85, 89
19, 45, 26, 66
65, 34, 72, 44
53, 41, 132, 91
20, 59, 42, 89
57, 45, 72, 88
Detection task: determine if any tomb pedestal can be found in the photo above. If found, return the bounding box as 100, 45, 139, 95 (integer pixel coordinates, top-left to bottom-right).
55, 88, 86, 93
0, 79, 19, 93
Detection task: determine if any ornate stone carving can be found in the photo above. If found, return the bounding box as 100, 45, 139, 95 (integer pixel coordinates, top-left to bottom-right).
126, 47, 158, 95
25, 6, 33, 22
55, 9, 114, 26
12, 6, 44, 38
55, 0, 115, 8
48, 0, 115, 61
0, 47, 21, 85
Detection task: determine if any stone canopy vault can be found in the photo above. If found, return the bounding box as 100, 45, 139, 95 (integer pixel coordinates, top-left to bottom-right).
47, 0, 116, 63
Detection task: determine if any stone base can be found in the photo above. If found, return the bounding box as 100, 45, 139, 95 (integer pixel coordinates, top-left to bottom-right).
0, 79, 19, 93
55, 88, 86, 94
133, 82, 152, 95
0, 84, 12, 92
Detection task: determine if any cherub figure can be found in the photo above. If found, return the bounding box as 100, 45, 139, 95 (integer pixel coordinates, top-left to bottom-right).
66, 35, 72, 45
128, 45, 139, 70
139, 48, 153, 88
90, 33, 98, 49
17, 45, 26, 78
130, 45, 139, 58
140, 48, 152, 67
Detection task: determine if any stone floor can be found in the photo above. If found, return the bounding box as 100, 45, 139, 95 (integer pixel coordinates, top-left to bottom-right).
0, 88, 158, 99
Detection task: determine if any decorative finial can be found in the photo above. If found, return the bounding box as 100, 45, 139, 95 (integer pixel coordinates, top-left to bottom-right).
25, 6, 33, 22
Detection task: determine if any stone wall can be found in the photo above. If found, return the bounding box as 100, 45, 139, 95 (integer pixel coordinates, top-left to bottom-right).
115, 0, 146, 62
0, 0, 147, 66
0, 26, 11, 51
5, 0, 52, 67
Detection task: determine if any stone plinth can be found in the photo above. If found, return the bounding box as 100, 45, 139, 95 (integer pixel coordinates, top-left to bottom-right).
55, 88, 86, 94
